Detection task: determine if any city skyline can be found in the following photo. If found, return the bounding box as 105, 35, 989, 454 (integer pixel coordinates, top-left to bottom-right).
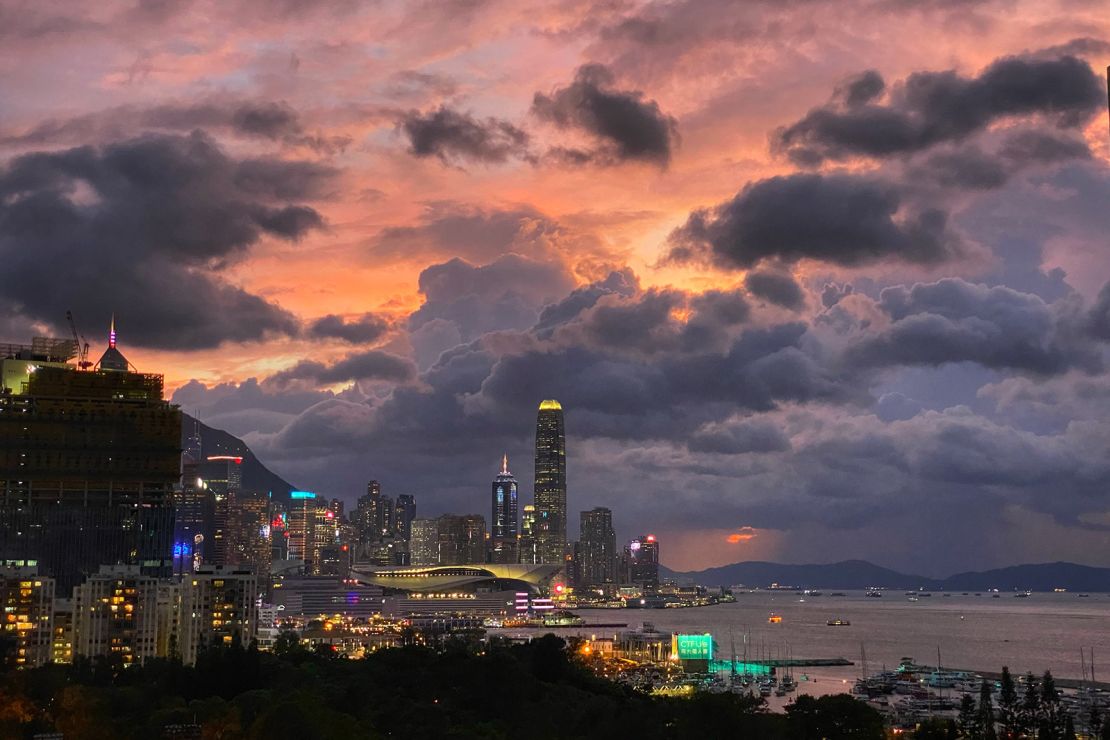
2, 1, 1110, 575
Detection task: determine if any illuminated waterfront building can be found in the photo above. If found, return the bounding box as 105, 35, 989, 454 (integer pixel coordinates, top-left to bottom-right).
490, 455, 519, 564
578, 507, 616, 591
533, 400, 567, 564
628, 535, 660, 592
518, 505, 538, 564
0, 567, 54, 667
0, 328, 180, 591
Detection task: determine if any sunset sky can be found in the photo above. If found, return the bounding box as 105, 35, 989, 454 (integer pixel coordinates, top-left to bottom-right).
3, 0, 1110, 572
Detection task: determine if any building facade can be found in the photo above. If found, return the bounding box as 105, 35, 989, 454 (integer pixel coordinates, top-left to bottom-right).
578, 508, 616, 591
533, 400, 567, 565
0, 331, 180, 592
628, 535, 660, 592
490, 455, 519, 564
409, 519, 439, 566
0, 568, 54, 668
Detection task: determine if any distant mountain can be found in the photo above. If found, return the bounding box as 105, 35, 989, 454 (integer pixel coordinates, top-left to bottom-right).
662, 559, 1110, 591
942, 562, 1110, 592
182, 413, 298, 501
661, 559, 935, 590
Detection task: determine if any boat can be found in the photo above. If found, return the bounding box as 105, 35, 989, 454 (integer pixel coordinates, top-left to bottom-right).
830, 592, 847, 597
827, 619, 851, 626
865, 589, 882, 598
768, 613, 783, 624
1014, 591, 1031, 598
907, 596, 919, 602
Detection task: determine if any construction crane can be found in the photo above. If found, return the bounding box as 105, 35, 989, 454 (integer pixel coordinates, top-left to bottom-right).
65, 310, 92, 370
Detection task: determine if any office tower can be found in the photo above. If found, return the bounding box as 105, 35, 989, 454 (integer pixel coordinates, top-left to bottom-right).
72, 566, 161, 665
519, 505, 538, 564
490, 455, 519, 564
534, 400, 567, 564
51, 597, 73, 664
409, 519, 439, 566
0, 328, 180, 591
395, 494, 416, 541
177, 566, 259, 664
0, 568, 55, 667
226, 494, 271, 574
202, 455, 243, 566
286, 491, 318, 568
435, 514, 486, 565
312, 502, 340, 574
578, 507, 616, 590
628, 535, 660, 592
175, 419, 212, 572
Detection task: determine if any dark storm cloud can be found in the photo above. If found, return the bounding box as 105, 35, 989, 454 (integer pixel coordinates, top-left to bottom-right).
308, 313, 391, 344
821, 283, 853, 309
850, 279, 1102, 375
533, 268, 639, 334
268, 349, 417, 387
0, 131, 330, 349
532, 64, 678, 165
665, 173, 963, 269
775, 53, 1103, 165
744, 270, 806, 310
1, 100, 351, 154
909, 130, 1090, 191
1088, 282, 1110, 340
400, 107, 530, 164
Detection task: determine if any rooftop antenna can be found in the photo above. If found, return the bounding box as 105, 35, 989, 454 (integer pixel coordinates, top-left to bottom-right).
108, 313, 117, 349
500, 453, 510, 475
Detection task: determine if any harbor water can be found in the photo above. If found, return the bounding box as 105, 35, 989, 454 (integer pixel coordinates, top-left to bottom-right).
562, 592, 1110, 705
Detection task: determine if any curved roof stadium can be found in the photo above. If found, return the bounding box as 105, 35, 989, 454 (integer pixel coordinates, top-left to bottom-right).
351, 564, 561, 594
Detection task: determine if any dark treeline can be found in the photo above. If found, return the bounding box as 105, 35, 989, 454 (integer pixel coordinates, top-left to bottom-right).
0, 633, 885, 739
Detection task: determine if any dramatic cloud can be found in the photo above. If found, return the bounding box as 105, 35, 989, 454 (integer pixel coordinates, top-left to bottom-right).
775, 53, 1103, 165
850, 279, 1102, 375
401, 107, 530, 164
308, 313, 391, 343
532, 64, 678, 164
268, 349, 416, 387
666, 174, 963, 268
0, 131, 329, 349
744, 270, 806, 310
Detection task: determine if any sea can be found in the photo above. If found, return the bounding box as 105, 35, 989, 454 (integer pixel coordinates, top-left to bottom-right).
511, 591, 1110, 707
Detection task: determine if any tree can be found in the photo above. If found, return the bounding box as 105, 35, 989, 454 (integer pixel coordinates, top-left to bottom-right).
978, 679, 997, 740
998, 667, 1018, 738
959, 693, 980, 738
1038, 672, 1067, 740
915, 717, 958, 739
786, 694, 886, 739
1017, 672, 1040, 737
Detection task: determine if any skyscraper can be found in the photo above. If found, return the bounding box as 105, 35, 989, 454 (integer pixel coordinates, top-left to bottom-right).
409, 519, 439, 566
628, 535, 660, 592
490, 455, 519, 564
435, 514, 487, 565
395, 494, 416, 541
0, 327, 180, 591
534, 399, 567, 564
578, 507, 616, 591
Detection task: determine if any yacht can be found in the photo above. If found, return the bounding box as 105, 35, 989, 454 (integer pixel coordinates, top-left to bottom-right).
826, 618, 851, 626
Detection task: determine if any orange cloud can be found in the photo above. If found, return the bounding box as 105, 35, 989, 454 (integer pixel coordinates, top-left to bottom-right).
726, 526, 757, 543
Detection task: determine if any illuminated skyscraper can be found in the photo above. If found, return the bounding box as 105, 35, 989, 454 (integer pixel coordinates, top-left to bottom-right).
490, 455, 519, 564
533, 400, 567, 564
519, 505, 538, 564
579, 508, 616, 591
409, 519, 439, 566
628, 535, 660, 592
395, 494, 416, 541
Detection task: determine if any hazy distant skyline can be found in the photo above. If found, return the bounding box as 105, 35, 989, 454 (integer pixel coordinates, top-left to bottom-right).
2, 0, 1109, 573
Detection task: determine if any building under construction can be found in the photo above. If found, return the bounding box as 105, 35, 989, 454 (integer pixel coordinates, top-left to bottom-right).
0, 324, 181, 591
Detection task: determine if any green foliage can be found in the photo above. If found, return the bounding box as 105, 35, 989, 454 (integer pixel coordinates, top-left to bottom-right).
998, 667, 1017, 737
914, 717, 957, 739
784, 693, 886, 739
0, 635, 888, 739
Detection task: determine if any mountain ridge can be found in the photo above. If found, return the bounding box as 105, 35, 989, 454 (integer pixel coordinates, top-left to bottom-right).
660, 559, 1110, 591
182, 413, 298, 501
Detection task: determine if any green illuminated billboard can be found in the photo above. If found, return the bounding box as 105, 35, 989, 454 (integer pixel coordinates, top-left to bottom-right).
675, 633, 713, 660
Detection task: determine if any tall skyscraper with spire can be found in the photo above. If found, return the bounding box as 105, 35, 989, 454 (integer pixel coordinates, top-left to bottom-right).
533, 400, 567, 564
490, 454, 519, 563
